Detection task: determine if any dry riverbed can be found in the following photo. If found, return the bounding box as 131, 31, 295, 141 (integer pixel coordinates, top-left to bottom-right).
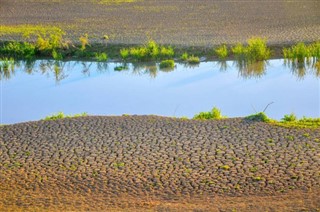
0, 116, 319, 211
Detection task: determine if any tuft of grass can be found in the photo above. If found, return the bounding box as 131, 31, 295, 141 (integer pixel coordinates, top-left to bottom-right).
215, 44, 228, 59
193, 107, 226, 120
282, 113, 297, 122
181, 52, 189, 61
79, 34, 89, 51
159, 59, 175, 69
220, 165, 230, 170
245, 112, 270, 122
187, 55, 200, 64
43, 112, 88, 121
0, 42, 36, 60
120, 48, 129, 60
95, 52, 108, 62
232, 37, 270, 61
283, 42, 311, 63
121, 40, 174, 61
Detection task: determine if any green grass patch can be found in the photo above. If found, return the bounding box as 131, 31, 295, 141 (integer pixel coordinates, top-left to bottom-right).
215, 44, 228, 59
0, 57, 15, 80
245, 112, 320, 129
95, 52, 108, 62
43, 112, 88, 121
187, 55, 200, 64
232, 37, 270, 61
193, 107, 226, 120
120, 40, 174, 61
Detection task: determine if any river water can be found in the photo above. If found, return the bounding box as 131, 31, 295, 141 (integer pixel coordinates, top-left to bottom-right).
1, 59, 319, 124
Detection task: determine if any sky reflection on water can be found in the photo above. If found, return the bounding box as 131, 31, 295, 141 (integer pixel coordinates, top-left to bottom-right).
1, 59, 319, 124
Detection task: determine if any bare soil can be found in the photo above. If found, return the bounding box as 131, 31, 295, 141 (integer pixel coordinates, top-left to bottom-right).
0, 116, 319, 211
0, 0, 319, 46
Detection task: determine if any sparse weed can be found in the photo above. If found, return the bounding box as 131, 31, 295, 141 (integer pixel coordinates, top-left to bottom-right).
193, 107, 226, 120
95, 52, 108, 61
187, 55, 200, 64
181, 52, 188, 61
232, 37, 270, 61
215, 44, 228, 59
282, 113, 297, 122
79, 34, 89, 51
120, 40, 174, 61
245, 112, 270, 122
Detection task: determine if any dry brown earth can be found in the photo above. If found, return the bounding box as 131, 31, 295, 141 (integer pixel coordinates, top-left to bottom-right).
0, 116, 319, 211
0, 0, 320, 46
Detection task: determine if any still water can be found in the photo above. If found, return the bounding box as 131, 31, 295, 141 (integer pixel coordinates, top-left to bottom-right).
1, 59, 319, 124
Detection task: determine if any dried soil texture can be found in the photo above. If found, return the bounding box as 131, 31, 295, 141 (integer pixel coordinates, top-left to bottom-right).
0, 116, 319, 211
0, 0, 319, 46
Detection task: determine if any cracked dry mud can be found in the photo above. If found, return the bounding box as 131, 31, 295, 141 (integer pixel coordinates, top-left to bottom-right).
0, 116, 319, 211
0, 0, 320, 46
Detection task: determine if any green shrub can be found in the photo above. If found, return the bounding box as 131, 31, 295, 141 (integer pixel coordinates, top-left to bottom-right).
0, 41, 36, 60
245, 112, 270, 122
159, 46, 174, 58
95, 52, 108, 61
159, 59, 175, 69
181, 52, 188, 61
79, 34, 89, 51
193, 107, 225, 120
246, 37, 270, 61
282, 113, 297, 122
283, 42, 320, 63
187, 55, 200, 64
232, 38, 270, 61
36, 29, 67, 52
52, 49, 63, 60
232, 43, 246, 59
120, 48, 129, 60
283, 42, 310, 62
215, 44, 228, 59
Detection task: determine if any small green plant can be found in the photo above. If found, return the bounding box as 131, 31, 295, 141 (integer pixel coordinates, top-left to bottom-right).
113, 162, 125, 168
159, 59, 175, 69
120, 48, 129, 60
249, 167, 258, 173
252, 176, 262, 181
181, 52, 188, 61
282, 113, 297, 122
220, 165, 230, 170
79, 34, 89, 51
245, 112, 270, 122
193, 107, 226, 120
120, 40, 174, 61
187, 55, 200, 64
0, 42, 36, 60
52, 49, 63, 60
232, 37, 270, 61
283, 42, 310, 63
95, 52, 108, 61
215, 44, 228, 59
43, 112, 88, 120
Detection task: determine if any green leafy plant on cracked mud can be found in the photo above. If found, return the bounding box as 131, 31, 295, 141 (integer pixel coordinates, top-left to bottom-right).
193, 107, 226, 120
215, 44, 228, 59
95, 52, 108, 62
